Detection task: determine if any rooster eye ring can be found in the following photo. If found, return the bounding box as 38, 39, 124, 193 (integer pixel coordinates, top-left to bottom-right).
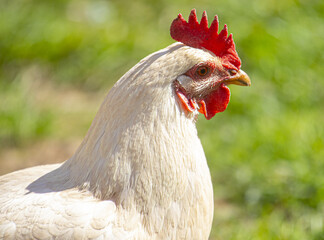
196, 66, 209, 76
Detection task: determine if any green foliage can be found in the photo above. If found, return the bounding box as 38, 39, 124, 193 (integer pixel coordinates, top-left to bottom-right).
1, 0, 324, 239
0, 79, 53, 148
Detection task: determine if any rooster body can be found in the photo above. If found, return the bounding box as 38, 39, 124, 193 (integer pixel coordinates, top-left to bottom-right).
0, 44, 214, 239
0, 10, 250, 240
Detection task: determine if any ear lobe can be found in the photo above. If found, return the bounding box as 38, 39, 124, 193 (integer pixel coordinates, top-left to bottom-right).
176, 75, 193, 91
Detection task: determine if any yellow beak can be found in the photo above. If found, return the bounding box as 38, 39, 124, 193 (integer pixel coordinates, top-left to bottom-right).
224, 70, 251, 87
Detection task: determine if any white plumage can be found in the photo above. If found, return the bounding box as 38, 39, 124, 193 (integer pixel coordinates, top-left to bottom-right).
0, 44, 215, 239
0, 10, 250, 239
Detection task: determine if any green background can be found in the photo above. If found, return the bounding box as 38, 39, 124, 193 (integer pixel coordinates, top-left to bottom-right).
1, 0, 323, 239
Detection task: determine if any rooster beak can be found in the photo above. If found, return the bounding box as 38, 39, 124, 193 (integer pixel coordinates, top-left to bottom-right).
224, 70, 251, 87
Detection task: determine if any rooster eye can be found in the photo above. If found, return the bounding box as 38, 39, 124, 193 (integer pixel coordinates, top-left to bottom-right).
196, 66, 209, 76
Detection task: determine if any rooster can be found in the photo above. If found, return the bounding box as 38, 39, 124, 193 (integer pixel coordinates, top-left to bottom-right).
0, 9, 250, 240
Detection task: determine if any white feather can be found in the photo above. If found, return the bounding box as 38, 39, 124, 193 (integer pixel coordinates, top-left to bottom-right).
0, 42, 216, 239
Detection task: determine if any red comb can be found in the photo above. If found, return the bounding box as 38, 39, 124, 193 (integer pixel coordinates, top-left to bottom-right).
170, 9, 241, 70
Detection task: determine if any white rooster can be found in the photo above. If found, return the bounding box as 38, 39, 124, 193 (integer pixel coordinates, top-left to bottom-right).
0, 10, 250, 240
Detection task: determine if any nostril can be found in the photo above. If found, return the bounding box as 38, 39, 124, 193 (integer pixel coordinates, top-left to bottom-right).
228, 69, 237, 76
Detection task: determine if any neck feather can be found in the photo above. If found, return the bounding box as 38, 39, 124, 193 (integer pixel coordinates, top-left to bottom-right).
63, 43, 209, 209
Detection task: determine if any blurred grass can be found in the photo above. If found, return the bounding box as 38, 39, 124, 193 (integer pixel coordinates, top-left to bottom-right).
0, 0, 324, 239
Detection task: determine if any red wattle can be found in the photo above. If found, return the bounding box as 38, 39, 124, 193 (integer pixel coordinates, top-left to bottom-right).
202, 84, 230, 120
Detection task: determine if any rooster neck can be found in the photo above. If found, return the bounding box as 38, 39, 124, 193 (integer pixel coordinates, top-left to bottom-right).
62, 43, 214, 237
67, 91, 207, 202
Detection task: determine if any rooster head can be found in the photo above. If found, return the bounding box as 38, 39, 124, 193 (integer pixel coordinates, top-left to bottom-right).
171, 9, 250, 119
